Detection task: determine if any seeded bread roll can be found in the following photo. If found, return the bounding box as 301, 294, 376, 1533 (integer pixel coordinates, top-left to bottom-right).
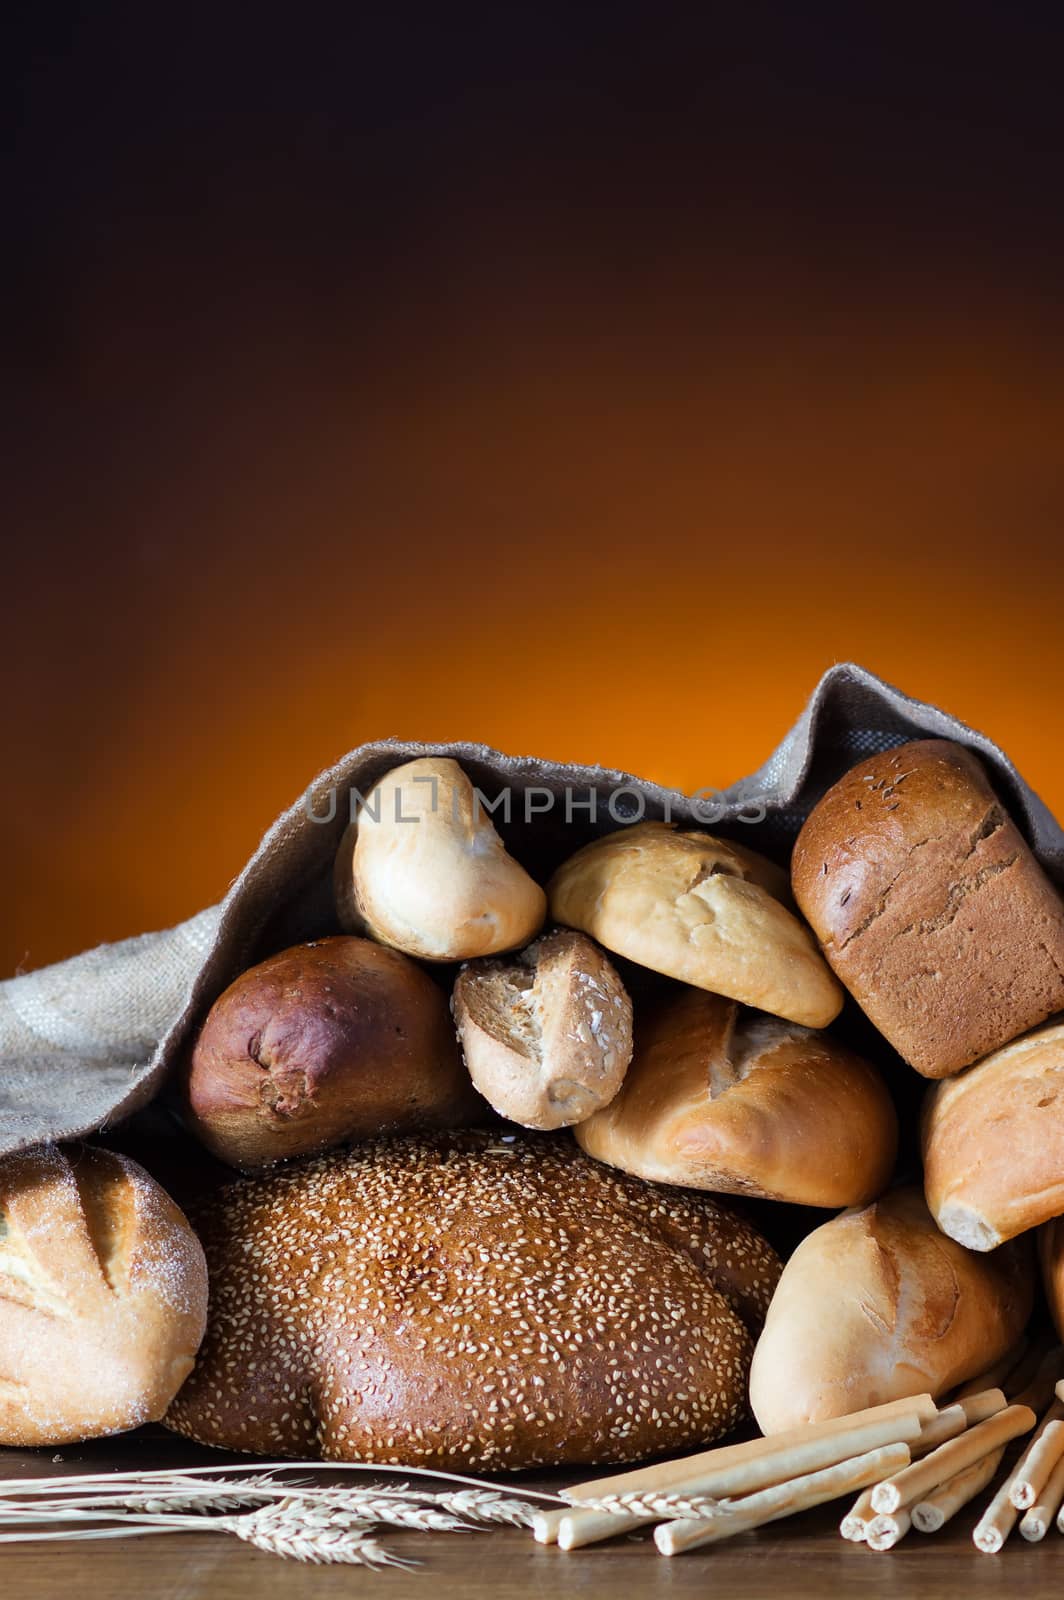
185, 936, 481, 1170
574, 986, 897, 1206
0, 1144, 208, 1446
547, 822, 843, 1028
748, 1186, 1033, 1434
452, 930, 633, 1129
166, 1132, 781, 1470
922, 1020, 1064, 1250
335, 757, 546, 961
792, 739, 1064, 1078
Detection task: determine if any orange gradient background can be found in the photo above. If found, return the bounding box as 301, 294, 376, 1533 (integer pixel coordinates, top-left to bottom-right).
7, 8, 1064, 974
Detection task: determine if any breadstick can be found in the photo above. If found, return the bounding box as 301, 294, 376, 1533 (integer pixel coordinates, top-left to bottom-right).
912, 1447, 1004, 1532
1022, 1449, 1064, 1540
866, 1509, 911, 1550
839, 1487, 876, 1541
954, 1336, 1029, 1400
1009, 1418, 1064, 1509
531, 1509, 568, 1545
558, 1400, 930, 1548
871, 1405, 1035, 1514
654, 1442, 911, 1557
973, 1402, 1064, 1552
913, 1388, 1006, 1455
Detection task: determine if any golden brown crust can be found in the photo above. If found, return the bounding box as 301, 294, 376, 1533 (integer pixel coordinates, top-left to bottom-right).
574, 987, 897, 1206
185, 936, 482, 1170
748, 1186, 1033, 1433
165, 1132, 780, 1470
547, 822, 843, 1028
792, 740, 1064, 1078
0, 1145, 208, 1447
452, 930, 633, 1129
922, 1020, 1064, 1249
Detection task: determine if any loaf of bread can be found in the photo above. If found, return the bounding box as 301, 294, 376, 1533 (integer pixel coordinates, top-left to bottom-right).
574, 986, 897, 1206
748, 1186, 1033, 1433
1039, 1217, 1064, 1340
452, 930, 633, 1129
185, 936, 482, 1170
547, 822, 843, 1028
166, 1132, 781, 1469
0, 1144, 208, 1446
792, 739, 1064, 1078
334, 757, 546, 961
922, 1019, 1064, 1249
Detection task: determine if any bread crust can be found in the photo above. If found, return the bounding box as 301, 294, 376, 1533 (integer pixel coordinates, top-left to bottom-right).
574, 987, 897, 1206
922, 1019, 1064, 1249
452, 930, 633, 1129
335, 757, 546, 961
185, 936, 482, 1170
0, 1144, 208, 1446
547, 822, 843, 1028
792, 739, 1064, 1078
166, 1132, 781, 1470
748, 1186, 1033, 1434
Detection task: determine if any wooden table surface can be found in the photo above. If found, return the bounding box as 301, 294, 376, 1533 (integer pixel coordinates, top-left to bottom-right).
1, 1429, 1061, 1599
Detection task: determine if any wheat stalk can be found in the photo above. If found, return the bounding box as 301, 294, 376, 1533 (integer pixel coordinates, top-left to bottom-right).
224, 1499, 412, 1566
435, 1490, 540, 1527
565, 1490, 727, 1520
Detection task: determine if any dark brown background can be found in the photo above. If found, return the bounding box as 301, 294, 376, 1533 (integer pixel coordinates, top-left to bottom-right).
7, 4, 1064, 977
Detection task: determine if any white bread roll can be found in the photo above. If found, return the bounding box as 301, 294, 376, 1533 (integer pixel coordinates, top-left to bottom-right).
922, 1020, 1064, 1250
452, 930, 633, 1129
334, 757, 546, 961
0, 1144, 208, 1446
749, 1186, 1033, 1434
547, 822, 843, 1028
574, 986, 896, 1206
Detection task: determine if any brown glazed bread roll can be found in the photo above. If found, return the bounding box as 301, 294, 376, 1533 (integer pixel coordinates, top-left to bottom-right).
452, 930, 633, 1129
922, 1020, 1064, 1250
166, 1132, 781, 1469
547, 822, 843, 1028
334, 757, 546, 961
748, 1186, 1033, 1434
792, 739, 1064, 1079
185, 936, 481, 1170
574, 987, 897, 1207
0, 1144, 208, 1446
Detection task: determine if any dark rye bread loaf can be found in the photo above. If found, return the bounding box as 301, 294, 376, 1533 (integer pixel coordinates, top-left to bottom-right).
165, 1132, 780, 1470
792, 739, 1064, 1078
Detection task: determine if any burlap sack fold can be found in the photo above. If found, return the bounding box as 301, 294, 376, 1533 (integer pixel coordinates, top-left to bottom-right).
2, 661, 1061, 1159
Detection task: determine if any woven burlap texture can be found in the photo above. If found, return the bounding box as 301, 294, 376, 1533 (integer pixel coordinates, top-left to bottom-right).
2, 662, 1061, 1157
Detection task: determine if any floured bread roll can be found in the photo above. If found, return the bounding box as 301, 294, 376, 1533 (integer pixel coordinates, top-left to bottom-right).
548, 822, 843, 1027
0, 1144, 208, 1446
452, 929, 633, 1129
335, 757, 546, 961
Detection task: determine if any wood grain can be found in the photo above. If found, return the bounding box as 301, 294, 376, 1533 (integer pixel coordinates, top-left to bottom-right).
1, 1429, 1062, 1598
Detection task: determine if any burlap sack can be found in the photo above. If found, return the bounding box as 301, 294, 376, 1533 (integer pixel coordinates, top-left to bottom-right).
2, 662, 1061, 1159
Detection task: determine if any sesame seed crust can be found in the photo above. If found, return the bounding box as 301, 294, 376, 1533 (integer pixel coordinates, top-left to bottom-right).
165, 1131, 780, 1471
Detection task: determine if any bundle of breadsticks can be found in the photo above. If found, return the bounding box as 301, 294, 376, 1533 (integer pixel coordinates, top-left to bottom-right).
544, 1342, 1064, 1557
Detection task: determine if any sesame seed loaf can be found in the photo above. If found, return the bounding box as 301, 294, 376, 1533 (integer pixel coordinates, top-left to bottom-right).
792, 740, 1064, 1078
165, 1131, 780, 1470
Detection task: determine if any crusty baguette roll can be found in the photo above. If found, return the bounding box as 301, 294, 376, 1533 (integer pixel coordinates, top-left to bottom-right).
166, 1132, 780, 1470
0, 1144, 208, 1446
185, 936, 481, 1170
748, 1186, 1033, 1434
792, 739, 1064, 1078
922, 1020, 1064, 1250
574, 987, 897, 1206
334, 757, 546, 961
452, 930, 633, 1129
547, 822, 843, 1028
